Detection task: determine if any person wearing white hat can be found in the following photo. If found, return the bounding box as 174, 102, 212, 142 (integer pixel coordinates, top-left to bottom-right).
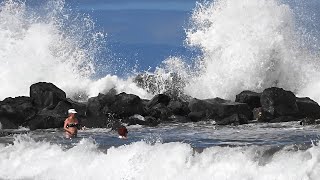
64, 109, 80, 138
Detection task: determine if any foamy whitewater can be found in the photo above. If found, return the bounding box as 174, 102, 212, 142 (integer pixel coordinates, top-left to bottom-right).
1, 0, 320, 102
184, 0, 320, 101
0, 0, 151, 100
2, 0, 320, 179
1, 122, 320, 180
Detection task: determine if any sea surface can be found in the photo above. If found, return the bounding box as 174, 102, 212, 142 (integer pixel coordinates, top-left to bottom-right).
1, 0, 320, 179
1, 122, 320, 179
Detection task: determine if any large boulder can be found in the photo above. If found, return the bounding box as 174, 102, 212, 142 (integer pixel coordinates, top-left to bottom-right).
188, 111, 206, 122
253, 107, 273, 122
86, 91, 116, 117
30, 82, 66, 109
107, 92, 145, 118
269, 116, 299, 123
146, 103, 172, 121
217, 114, 245, 125
188, 98, 251, 124
260, 87, 299, 118
300, 118, 320, 125
28, 115, 64, 130
167, 99, 190, 116
147, 94, 171, 108
27, 99, 91, 130
235, 91, 261, 110
27, 101, 69, 130
0, 96, 37, 126
0, 118, 18, 129
296, 97, 320, 119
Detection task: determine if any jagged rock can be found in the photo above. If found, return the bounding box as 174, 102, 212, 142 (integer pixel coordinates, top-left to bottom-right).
300, 118, 320, 125
30, 82, 66, 109
188, 98, 251, 124
260, 87, 299, 118
81, 117, 107, 128
216, 101, 252, 120
253, 107, 273, 122
269, 116, 299, 123
216, 114, 243, 125
167, 99, 190, 116
147, 94, 171, 108
0, 118, 18, 129
235, 91, 261, 110
146, 103, 172, 120
86, 92, 116, 117
296, 97, 320, 119
28, 115, 64, 130
167, 115, 190, 123
144, 116, 160, 127
0, 96, 37, 126
188, 111, 206, 122
107, 92, 145, 118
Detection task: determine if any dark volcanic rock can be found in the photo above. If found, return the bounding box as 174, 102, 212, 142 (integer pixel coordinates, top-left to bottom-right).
216, 114, 244, 125
167, 99, 190, 116
300, 118, 320, 125
296, 97, 320, 119
107, 92, 145, 118
253, 107, 273, 122
269, 116, 299, 123
144, 116, 160, 127
0, 118, 18, 129
147, 94, 171, 108
260, 87, 299, 118
167, 115, 190, 123
27, 102, 68, 130
188, 111, 206, 122
146, 103, 172, 120
216, 101, 252, 121
86, 92, 116, 117
28, 99, 91, 130
0, 96, 37, 126
30, 82, 66, 109
28, 115, 64, 130
188, 98, 251, 124
235, 91, 261, 110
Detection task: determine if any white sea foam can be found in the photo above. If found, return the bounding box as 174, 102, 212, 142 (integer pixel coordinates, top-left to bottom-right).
0, 134, 320, 180
2, 0, 320, 103
0, 0, 151, 100
184, 0, 320, 102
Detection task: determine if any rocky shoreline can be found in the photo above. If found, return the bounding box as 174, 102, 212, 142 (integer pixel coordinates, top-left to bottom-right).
1, 82, 320, 130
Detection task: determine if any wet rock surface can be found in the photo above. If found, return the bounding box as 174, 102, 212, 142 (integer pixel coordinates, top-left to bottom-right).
0, 82, 319, 130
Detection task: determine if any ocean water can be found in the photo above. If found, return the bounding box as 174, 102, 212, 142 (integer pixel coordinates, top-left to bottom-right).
1, 122, 320, 179
1, 0, 320, 179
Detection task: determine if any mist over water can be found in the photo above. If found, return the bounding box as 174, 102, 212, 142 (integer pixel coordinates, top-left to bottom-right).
1, 0, 320, 102
184, 0, 320, 101
0, 0, 151, 100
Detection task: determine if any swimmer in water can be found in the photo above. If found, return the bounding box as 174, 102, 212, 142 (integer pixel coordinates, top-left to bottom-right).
64, 109, 81, 138
118, 125, 128, 139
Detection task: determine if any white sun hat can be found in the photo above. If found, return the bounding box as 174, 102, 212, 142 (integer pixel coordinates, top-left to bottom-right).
68, 109, 77, 114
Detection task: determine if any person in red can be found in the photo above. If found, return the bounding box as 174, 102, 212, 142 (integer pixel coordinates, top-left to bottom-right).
118, 125, 128, 139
